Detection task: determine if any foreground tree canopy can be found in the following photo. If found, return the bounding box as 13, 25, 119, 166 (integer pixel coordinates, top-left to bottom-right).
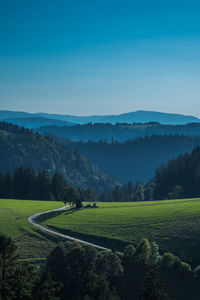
1, 233, 200, 299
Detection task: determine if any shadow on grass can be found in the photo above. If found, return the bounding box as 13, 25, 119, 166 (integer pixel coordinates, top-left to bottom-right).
47, 225, 130, 253
32, 228, 66, 243
36, 207, 79, 223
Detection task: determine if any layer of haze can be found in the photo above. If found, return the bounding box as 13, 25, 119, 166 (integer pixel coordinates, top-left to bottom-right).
0, 0, 200, 116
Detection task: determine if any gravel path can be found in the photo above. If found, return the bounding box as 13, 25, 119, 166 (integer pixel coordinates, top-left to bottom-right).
28, 205, 113, 252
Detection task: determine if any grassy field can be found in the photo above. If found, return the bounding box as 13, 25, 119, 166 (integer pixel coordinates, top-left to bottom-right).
0, 199, 64, 260
2, 198, 200, 264
39, 198, 200, 265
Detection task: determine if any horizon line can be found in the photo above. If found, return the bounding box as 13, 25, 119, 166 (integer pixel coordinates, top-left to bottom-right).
0, 108, 199, 119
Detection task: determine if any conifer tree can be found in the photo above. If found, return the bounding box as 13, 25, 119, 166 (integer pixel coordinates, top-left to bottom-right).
139, 268, 169, 300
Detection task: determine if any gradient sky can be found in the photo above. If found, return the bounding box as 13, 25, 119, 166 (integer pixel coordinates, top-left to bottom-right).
0, 0, 200, 116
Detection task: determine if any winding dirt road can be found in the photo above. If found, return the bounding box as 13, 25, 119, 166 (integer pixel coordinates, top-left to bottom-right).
28, 205, 112, 252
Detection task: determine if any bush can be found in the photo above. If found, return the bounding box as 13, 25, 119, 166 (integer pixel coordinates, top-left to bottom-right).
123, 244, 136, 264
175, 261, 191, 274
161, 252, 176, 269
134, 238, 152, 264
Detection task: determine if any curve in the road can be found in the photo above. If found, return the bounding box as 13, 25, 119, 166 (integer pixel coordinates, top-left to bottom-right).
28, 205, 114, 252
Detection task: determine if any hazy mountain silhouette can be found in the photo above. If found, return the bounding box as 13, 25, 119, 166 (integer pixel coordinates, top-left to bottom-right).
0, 110, 199, 125
37, 110, 200, 124
5, 117, 74, 129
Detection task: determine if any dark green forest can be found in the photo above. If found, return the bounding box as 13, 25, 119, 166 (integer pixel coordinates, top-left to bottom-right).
0, 167, 67, 201
0, 122, 116, 193
153, 146, 200, 200
0, 166, 93, 206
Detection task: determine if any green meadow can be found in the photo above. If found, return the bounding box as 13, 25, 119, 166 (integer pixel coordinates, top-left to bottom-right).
0, 199, 64, 260
40, 198, 200, 264
2, 198, 200, 264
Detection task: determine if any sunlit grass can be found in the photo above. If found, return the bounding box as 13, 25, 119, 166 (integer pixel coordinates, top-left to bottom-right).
0, 199, 64, 259
40, 198, 200, 263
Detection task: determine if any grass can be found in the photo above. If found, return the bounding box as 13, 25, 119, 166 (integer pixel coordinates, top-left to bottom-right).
0, 199, 64, 260
2, 198, 200, 264
39, 198, 200, 265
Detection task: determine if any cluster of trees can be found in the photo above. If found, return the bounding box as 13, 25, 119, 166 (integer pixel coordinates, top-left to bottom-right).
101, 146, 200, 201
0, 166, 99, 207
2, 233, 200, 299
100, 181, 154, 202
0, 122, 116, 192
0, 234, 60, 300
153, 146, 200, 200
0, 167, 69, 201
39, 238, 200, 300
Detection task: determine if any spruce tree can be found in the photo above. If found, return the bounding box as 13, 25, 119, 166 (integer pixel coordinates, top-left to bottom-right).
139, 268, 169, 300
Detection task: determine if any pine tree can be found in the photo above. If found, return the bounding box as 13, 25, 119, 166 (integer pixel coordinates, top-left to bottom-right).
139, 268, 169, 300
51, 172, 66, 201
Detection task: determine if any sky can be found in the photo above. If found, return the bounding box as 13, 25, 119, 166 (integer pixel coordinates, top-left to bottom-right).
0, 0, 200, 116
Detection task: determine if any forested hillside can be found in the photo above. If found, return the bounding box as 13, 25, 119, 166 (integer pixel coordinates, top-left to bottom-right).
101, 146, 200, 202
153, 146, 200, 200
55, 135, 200, 183
0, 122, 116, 192
38, 122, 200, 142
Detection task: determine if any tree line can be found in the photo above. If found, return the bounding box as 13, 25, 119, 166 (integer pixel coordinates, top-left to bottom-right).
0, 166, 94, 206
0, 167, 67, 201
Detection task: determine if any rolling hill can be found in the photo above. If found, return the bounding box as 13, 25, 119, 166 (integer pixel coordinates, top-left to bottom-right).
38, 122, 200, 142
39, 198, 200, 265
45, 134, 200, 183
0, 122, 117, 192
0, 199, 63, 259
5, 117, 74, 129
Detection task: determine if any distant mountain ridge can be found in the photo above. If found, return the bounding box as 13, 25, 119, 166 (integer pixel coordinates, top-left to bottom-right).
33, 110, 200, 125
38, 122, 200, 142
0, 110, 199, 126
5, 117, 74, 129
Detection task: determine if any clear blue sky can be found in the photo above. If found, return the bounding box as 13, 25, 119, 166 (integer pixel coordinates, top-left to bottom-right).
0, 0, 200, 116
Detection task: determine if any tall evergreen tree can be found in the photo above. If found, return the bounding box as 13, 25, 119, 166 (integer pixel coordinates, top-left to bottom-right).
51, 172, 66, 201
139, 268, 169, 300
35, 170, 52, 200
